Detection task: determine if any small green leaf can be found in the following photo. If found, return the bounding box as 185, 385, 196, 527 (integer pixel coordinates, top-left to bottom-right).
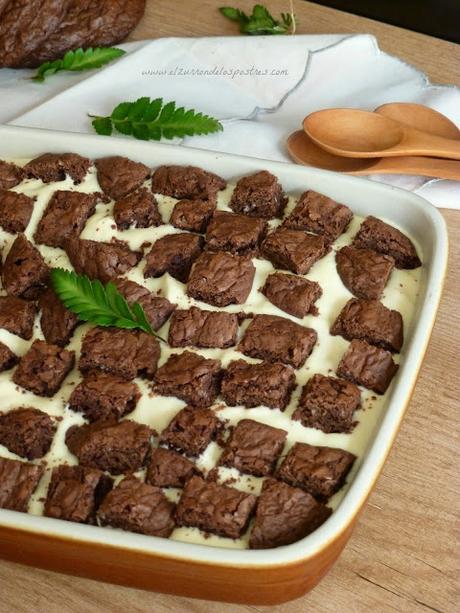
111, 101, 133, 120
92, 116, 113, 136
219, 6, 241, 20
144, 98, 163, 122
219, 3, 297, 35
31, 46, 126, 82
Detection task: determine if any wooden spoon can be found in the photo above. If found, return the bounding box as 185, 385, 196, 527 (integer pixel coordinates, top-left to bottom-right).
375, 103, 460, 139
303, 108, 460, 159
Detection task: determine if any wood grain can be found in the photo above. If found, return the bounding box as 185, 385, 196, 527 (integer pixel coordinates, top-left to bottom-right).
1, 1, 459, 611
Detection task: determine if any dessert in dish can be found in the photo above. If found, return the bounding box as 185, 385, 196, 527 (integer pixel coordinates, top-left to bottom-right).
0, 153, 421, 550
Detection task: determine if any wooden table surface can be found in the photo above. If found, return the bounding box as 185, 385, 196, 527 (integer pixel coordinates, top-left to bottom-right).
1, 1, 459, 611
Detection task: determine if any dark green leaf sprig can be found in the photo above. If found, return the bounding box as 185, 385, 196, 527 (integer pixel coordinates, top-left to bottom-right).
31, 47, 126, 82
50, 268, 163, 341
90, 96, 223, 141
219, 4, 297, 35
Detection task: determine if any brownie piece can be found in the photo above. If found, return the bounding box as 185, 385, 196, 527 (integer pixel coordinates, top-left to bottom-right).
277, 442, 356, 501
65, 420, 152, 474
144, 233, 204, 283
146, 447, 199, 488
331, 298, 404, 353
151, 165, 226, 200
24, 153, 91, 184
39, 287, 80, 347
0, 341, 18, 372
170, 198, 216, 233
68, 371, 140, 422
0, 190, 34, 233
113, 187, 162, 230
0, 296, 36, 340
353, 216, 421, 269
65, 238, 142, 284
154, 351, 222, 407
292, 374, 361, 434
249, 479, 332, 549
221, 360, 296, 411
79, 327, 160, 381
0, 160, 24, 189
13, 340, 75, 397
283, 190, 352, 242
34, 190, 97, 248
175, 475, 256, 539
229, 170, 286, 219
219, 419, 287, 477
205, 211, 267, 256
187, 251, 255, 307
160, 406, 220, 457
238, 314, 317, 369
337, 339, 398, 394
113, 278, 175, 331
2, 234, 49, 299
95, 156, 150, 200
168, 306, 239, 349
97, 476, 176, 537
0, 457, 44, 512
336, 245, 395, 300
45, 465, 113, 524
261, 272, 322, 319
261, 227, 327, 275
0, 407, 55, 460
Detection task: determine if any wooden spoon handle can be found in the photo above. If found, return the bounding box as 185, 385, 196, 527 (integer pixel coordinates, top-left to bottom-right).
349, 156, 460, 180
399, 131, 460, 160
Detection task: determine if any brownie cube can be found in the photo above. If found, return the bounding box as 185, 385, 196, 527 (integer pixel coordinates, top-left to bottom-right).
144, 232, 203, 283
175, 475, 256, 539
221, 360, 296, 411
65, 420, 152, 474
44, 465, 113, 524
168, 306, 239, 349
2, 234, 49, 299
146, 447, 199, 488
151, 165, 226, 200
154, 351, 222, 407
353, 216, 421, 269
337, 339, 398, 394
277, 442, 356, 501
0, 457, 44, 512
0, 341, 18, 372
219, 419, 287, 477
0, 190, 34, 233
39, 287, 79, 347
284, 190, 352, 242
261, 227, 327, 275
97, 476, 176, 537
336, 245, 395, 300
249, 479, 332, 549
113, 187, 162, 230
95, 156, 150, 200
205, 211, 267, 256
292, 374, 361, 434
34, 190, 97, 248
0, 296, 36, 340
114, 278, 175, 331
25, 153, 91, 184
0, 407, 56, 460
68, 371, 141, 422
79, 327, 160, 381
13, 340, 75, 397
160, 406, 219, 457
187, 251, 255, 307
238, 314, 317, 369
261, 272, 322, 319
229, 170, 286, 219
65, 238, 142, 284
331, 298, 404, 353
0, 160, 24, 189
170, 198, 216, 233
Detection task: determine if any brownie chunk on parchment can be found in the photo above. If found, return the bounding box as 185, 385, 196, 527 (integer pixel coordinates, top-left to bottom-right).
151, 165, 226, 200
353, 216, 421, 269
229, 170, 286, 219
336, 245, 395, 300
2, 234, 49, 299
292, 374, 361, 434
144, 233, 203, 283
39, 287, 80, 347
0, 190, 34, 234
113, 278, 175, 331
95, 156, 150, 200
170, 198, 216, 233
0, 296, 36, 340
168, 306, 239, 349
249, 479, 332, 549
66, 420, 152, 474
0, 408, 56, 460
0, 160, 24, 189
113, 187, 162, 230
205, 211, 267, 256
176, 475, 256, 539
261, 272, 322, 319
24, 153, 91, 184
147, 447, 200, 488
160, 406, 220, 457
261, 227, 327, 275
0, 341, 18, 373
45, 465, 113, 524
65, 238, 141, 283
0, 457, 43, 512
337, 339, 398, 394
97, 476, 176, 537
